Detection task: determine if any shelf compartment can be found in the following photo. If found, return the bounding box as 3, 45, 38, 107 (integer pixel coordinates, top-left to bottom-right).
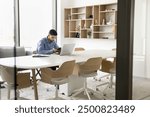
99, 13, 116, 25
93, 5, 100, 25
86, 6, 93, 19
93, 33, 115, 39
81, 20, 86, 29
72, 14, 85, 19
86, 20, 93, 29
99, 3, 117, 25
70, 32, 80, 38
81, 30, 87, 38
69, 20, 81, 32
93, 25, 116, 32
64, 21, 69, 37
72, 7, 85, 13
100, 3, 117, 12
65, 8, 71, 20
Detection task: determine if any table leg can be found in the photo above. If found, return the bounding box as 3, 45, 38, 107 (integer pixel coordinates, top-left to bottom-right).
32, 69, 38, 100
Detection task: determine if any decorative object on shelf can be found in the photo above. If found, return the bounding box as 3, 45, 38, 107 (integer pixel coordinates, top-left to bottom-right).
68, 14, 71, 20
90, 23, 93, 30
75, 25, 80, 31
87, 30, 92, 38
94, 19, 98, 25
112, 25, 115, 33
89, 15, 93, 19
75, 32, 80, 38
102, 19, 105, 25
106, 19, 112, 25
83, 23, 86, 29
102, 37, 109, 39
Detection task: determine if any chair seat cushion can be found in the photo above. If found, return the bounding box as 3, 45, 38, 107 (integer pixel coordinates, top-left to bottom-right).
51, 78, 69, 85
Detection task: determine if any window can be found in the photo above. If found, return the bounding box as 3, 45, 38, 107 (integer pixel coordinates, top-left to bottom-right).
19, 0, 55, 50
0, 0, 14, 46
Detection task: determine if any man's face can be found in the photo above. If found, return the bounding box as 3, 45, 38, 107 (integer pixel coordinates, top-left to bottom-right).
48, 34, 57, 41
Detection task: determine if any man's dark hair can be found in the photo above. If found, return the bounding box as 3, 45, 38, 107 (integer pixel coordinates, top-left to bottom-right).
49, 29, 57, 36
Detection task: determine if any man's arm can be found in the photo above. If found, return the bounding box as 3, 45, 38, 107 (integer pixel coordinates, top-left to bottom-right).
54, 41, 59, 49
37, 41, 54, 54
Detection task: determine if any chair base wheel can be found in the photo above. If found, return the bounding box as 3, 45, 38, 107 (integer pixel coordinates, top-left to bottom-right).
103, 94, 106, 96
96, 88, 99, 91
61, 93, 65, 95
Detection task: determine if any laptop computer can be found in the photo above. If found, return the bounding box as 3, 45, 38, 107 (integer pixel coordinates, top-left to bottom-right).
59, 43, 75, 55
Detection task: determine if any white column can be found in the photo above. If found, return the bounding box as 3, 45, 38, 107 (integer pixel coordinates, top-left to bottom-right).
145, 0, 150, 78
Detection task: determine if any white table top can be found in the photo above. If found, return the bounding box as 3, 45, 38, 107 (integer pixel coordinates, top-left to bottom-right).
0, 49, 116, 69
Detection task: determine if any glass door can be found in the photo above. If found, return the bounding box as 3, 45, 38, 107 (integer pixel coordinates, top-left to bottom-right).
133, 0, 150, 100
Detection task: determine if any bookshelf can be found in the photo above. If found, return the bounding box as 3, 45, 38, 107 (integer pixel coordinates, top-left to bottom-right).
64, 3, 117, 39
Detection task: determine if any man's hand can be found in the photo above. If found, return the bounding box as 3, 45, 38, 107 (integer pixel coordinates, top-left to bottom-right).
53, 48, 61, 54
53, 48, 58, 53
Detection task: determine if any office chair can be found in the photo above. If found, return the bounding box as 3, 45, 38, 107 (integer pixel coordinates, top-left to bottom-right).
96, 57, 116, 96
40, 60, 75, 100
71, 57, 102, 100
0, 77, 5, 88
0, 66, 31, 99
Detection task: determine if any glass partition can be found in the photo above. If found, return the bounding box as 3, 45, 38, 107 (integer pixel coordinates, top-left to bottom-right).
133, 0, 150, 100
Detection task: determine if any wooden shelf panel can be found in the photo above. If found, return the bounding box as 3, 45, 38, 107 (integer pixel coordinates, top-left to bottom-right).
85, 18, 93, 20
72, 12, 85, 15
100, 10, 117, 13
65, 20, 70, 21
70, 19, 82, 21
72, 7, 85, 14
93, 31, 114, 34
93, 24, 117, 26
70, 31, 80, 33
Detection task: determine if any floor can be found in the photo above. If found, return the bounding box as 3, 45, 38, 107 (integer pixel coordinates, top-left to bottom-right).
1, 74, 150, 100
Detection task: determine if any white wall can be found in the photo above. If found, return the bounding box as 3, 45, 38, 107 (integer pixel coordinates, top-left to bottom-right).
57, 0, 117, 50
145, 0, 150, 78
133, 0, 146, 78
133, 0, 150, 78
134, 0, 146, 55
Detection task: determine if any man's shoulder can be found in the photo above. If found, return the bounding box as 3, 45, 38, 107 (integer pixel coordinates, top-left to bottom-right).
39, 37, 47, 43
41, 37, 47, 41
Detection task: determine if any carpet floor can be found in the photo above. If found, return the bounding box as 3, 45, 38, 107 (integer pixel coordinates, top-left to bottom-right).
1, 76, 150, 100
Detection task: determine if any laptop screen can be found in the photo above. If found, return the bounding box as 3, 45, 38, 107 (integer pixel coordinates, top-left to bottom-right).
60, 43, 75, 55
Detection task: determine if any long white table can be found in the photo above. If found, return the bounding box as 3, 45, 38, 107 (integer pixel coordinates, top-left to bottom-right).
0, 49, 116, 99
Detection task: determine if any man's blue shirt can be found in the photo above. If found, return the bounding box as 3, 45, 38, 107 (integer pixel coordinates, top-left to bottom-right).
36, 37, 59, 54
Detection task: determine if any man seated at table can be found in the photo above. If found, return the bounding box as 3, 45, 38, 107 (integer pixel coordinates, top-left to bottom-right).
36, 29, 59, 54
36, 29, 60, 70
